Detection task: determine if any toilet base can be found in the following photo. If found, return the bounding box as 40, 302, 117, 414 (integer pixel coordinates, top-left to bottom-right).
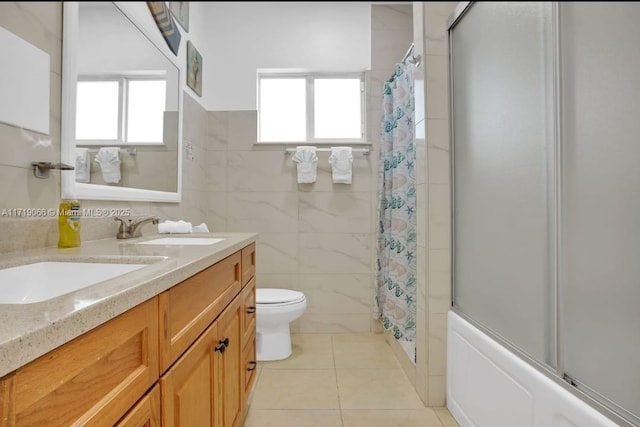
256, 324, 292, 361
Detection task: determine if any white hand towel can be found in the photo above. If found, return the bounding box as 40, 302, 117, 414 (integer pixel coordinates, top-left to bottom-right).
95, 147, 121, 184
292, 146, 318, 184
192, 222, 210, 233
75, 147, 90, 183
328, 147, 353, 184
158, 220, 193, 234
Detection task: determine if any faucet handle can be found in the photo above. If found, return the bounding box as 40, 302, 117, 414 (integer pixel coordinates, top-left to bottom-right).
114, 217, 132, 239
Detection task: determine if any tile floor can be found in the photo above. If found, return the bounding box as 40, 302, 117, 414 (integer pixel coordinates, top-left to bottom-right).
244, 333, 459, 427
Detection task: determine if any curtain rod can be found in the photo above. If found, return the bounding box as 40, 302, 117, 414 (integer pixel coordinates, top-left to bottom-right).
389, 43, 422, 80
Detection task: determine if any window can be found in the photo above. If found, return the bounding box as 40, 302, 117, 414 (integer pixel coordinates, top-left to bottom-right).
75, 76, 166, 145
258, 73, 365, 143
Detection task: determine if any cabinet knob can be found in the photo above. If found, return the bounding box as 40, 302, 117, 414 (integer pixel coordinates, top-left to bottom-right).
247, 361, 257, 371
215, 337, 229, 354
246, 306, 256, 314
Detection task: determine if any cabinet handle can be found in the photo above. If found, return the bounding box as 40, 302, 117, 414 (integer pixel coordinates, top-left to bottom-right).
246, 306, 256, 314
215, 338, 229, 354
247, 361, 257, 371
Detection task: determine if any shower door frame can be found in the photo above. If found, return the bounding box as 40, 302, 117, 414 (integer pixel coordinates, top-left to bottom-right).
446, 2, 637, 427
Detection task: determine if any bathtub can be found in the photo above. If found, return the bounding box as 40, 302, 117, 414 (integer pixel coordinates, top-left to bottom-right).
447, 311, 621, 427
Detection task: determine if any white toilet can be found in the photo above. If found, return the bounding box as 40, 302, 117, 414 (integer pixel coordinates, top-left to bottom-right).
256, 288, 307, 361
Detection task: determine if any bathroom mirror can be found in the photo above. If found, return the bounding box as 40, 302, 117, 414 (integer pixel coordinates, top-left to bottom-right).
61, 2, 182, 202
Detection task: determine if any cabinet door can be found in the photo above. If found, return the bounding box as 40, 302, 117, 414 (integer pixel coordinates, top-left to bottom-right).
216, 298, 243, 427
241, 243, 256, 287
160, 323, 218, 427
115, 384, 160, 427
240, 277, 256, 348
0, 298, 158, 427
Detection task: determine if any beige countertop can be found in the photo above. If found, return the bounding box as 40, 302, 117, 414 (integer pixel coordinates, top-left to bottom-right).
0, 232, 257, 378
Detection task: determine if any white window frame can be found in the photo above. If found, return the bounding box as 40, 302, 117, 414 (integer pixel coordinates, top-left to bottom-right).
257, 72, 367, 144
76, 73, 167, 146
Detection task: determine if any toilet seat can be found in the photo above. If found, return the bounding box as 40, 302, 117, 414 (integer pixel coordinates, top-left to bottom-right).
256, 288, 305, 306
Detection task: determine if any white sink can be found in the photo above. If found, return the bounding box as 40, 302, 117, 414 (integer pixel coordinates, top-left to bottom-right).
0, 261, 149, 304
137, 237, 226, 246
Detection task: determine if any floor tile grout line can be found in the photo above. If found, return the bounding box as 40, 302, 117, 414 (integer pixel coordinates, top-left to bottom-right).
331, 334, 345, 427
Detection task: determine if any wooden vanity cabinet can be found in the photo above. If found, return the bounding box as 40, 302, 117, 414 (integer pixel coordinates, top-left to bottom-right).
0, 297, 159, 427
0, 241, 257, 427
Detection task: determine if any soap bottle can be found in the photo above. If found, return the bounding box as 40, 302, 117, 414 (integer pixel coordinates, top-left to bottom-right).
58, 199, 81, 248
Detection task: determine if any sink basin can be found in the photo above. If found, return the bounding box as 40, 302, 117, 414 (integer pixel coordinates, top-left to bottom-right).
0, 261, 149, 304
137, 237, 226, 246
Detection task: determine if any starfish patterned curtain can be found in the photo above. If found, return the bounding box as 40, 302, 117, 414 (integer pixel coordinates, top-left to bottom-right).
375, 62, 417, 342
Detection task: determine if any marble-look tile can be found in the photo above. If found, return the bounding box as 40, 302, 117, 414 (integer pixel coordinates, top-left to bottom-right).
428, 146, 450, 185
227, 192, 298, 232
251, 369, 339, 409
372, 5, 413, 31
206, 150, 227, 192
334, 338, 400, 369
299, 233, 370, 274
0, 165, 60, 211
255, 273, 298, 290
428, 313, 447, 376
207, 111, 228, 151
175, 189, 209, 224
428, 248, 452, 314
255, 233, 299, 274
434, 406, 461, 427
0, 3, 62, 73
299, 192, 371, 233
427, 118, 450, 152
206, 191, 227, 232
336, 368, 424, 409
260, 334, 334, 370
298, 314, 371, 334
227, 111, 258, 151
424, 3, 457, 56
342, 409, 443, 427
425, 54, 450, 120
297, 274, 371, 314
371, 30, 414, 71
227, 151, 296, 192
428, 375, 446, 407
428, 183, 451, 250
244, 410, 342, 427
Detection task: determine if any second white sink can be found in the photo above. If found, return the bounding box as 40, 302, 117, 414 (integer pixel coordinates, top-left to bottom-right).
137, 237, 226, 246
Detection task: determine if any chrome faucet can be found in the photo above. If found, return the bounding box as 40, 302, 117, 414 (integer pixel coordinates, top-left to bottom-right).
114, 215, 160, 239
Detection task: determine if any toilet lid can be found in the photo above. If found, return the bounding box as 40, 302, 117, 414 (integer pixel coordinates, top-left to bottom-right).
257, 288, 305, 304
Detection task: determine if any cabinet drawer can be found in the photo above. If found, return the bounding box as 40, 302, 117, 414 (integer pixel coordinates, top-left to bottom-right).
241, 243, 256, 287
240, 277, 256, 347
243, 334, 257, 398
115, 384, 160, 427
0, 298, 159, 427
159, 252, 241, 372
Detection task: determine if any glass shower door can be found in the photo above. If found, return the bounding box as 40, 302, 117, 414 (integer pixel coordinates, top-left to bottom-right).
451, 2, 556, 367
559, 3, 640, 422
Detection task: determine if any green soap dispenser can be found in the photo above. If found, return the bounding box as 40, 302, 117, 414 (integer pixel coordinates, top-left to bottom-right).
58, 199, 81, 248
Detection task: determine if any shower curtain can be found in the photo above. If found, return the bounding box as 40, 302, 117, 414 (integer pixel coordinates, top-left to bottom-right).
375, 62, 417, 342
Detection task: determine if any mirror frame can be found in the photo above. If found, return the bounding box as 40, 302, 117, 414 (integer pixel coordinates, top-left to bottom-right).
61, 2, 183, 202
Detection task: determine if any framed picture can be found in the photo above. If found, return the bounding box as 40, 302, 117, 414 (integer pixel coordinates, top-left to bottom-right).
169, 2, 190, 32
187, 41, 202, 97
146, 2, 181, 55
